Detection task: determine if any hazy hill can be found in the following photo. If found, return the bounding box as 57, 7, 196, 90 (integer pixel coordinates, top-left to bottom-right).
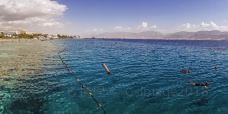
91, 30, 228, 40
93, 31, 163, 39
165, 30, 228, 40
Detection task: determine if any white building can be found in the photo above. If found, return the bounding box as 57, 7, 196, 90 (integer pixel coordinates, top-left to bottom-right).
47, 34, 59, 39
3, 32, 16, 38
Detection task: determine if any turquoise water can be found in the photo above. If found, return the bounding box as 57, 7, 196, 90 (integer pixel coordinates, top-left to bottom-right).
2, 39, 228, 114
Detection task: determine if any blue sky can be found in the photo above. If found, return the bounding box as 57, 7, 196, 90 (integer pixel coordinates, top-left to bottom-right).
56, 0, 228, 35
1, 0, 228, 35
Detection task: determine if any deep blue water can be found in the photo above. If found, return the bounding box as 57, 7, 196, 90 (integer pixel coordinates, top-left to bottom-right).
2, 39, 228, 114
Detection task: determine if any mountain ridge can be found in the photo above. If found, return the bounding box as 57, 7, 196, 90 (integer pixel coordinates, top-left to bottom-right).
90, 30, 228, 40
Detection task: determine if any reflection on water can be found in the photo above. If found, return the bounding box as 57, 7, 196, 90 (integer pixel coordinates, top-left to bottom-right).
1, 39, 228, 114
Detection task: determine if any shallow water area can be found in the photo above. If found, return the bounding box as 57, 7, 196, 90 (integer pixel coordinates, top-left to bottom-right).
0, 39, 57, 114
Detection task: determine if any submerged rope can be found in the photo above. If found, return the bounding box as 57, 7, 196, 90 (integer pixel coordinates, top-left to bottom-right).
57, 49, 107, 114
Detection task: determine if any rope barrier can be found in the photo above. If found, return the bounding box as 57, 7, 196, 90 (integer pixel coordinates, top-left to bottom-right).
57, 49, 107, 114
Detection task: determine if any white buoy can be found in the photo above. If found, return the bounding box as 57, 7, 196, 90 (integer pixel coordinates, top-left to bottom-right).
102, 63, 111, 75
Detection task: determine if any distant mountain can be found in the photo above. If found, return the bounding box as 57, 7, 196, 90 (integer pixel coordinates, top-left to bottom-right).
165, 30, 228, 40
93, 31, 163, 39
91, 30, 228, 40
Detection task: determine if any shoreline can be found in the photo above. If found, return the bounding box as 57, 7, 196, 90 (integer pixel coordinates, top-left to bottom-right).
0, 37, 75, 42
0, 39, 38, 42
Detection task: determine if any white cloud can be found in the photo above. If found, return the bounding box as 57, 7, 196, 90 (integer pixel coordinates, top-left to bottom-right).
179, 21, 228, 32
92, 28, 104, 33
0, 0, 67, 33
137, 21, 157, 32
113, 26, 132, 32
142, 22, 148, 28
113, 22, 157, 32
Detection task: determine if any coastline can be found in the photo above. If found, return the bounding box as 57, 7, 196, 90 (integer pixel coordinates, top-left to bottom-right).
0, 39, 25, 42
0, 39, 40, 42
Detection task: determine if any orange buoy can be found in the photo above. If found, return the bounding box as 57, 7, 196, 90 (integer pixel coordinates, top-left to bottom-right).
102, 63, 111, 75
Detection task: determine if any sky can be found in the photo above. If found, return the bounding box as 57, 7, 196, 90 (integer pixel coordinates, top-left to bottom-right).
1, 0, 228, 36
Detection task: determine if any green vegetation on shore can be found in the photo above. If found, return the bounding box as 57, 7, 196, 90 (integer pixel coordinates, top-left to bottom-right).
0, 32, 4, 38
0, 32, 80, 39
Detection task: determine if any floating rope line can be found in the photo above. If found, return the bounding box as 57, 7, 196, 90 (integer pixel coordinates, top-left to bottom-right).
57, 49, 107, 114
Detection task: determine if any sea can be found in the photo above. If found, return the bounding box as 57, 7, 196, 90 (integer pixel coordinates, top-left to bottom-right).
1, 39, 228, 114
